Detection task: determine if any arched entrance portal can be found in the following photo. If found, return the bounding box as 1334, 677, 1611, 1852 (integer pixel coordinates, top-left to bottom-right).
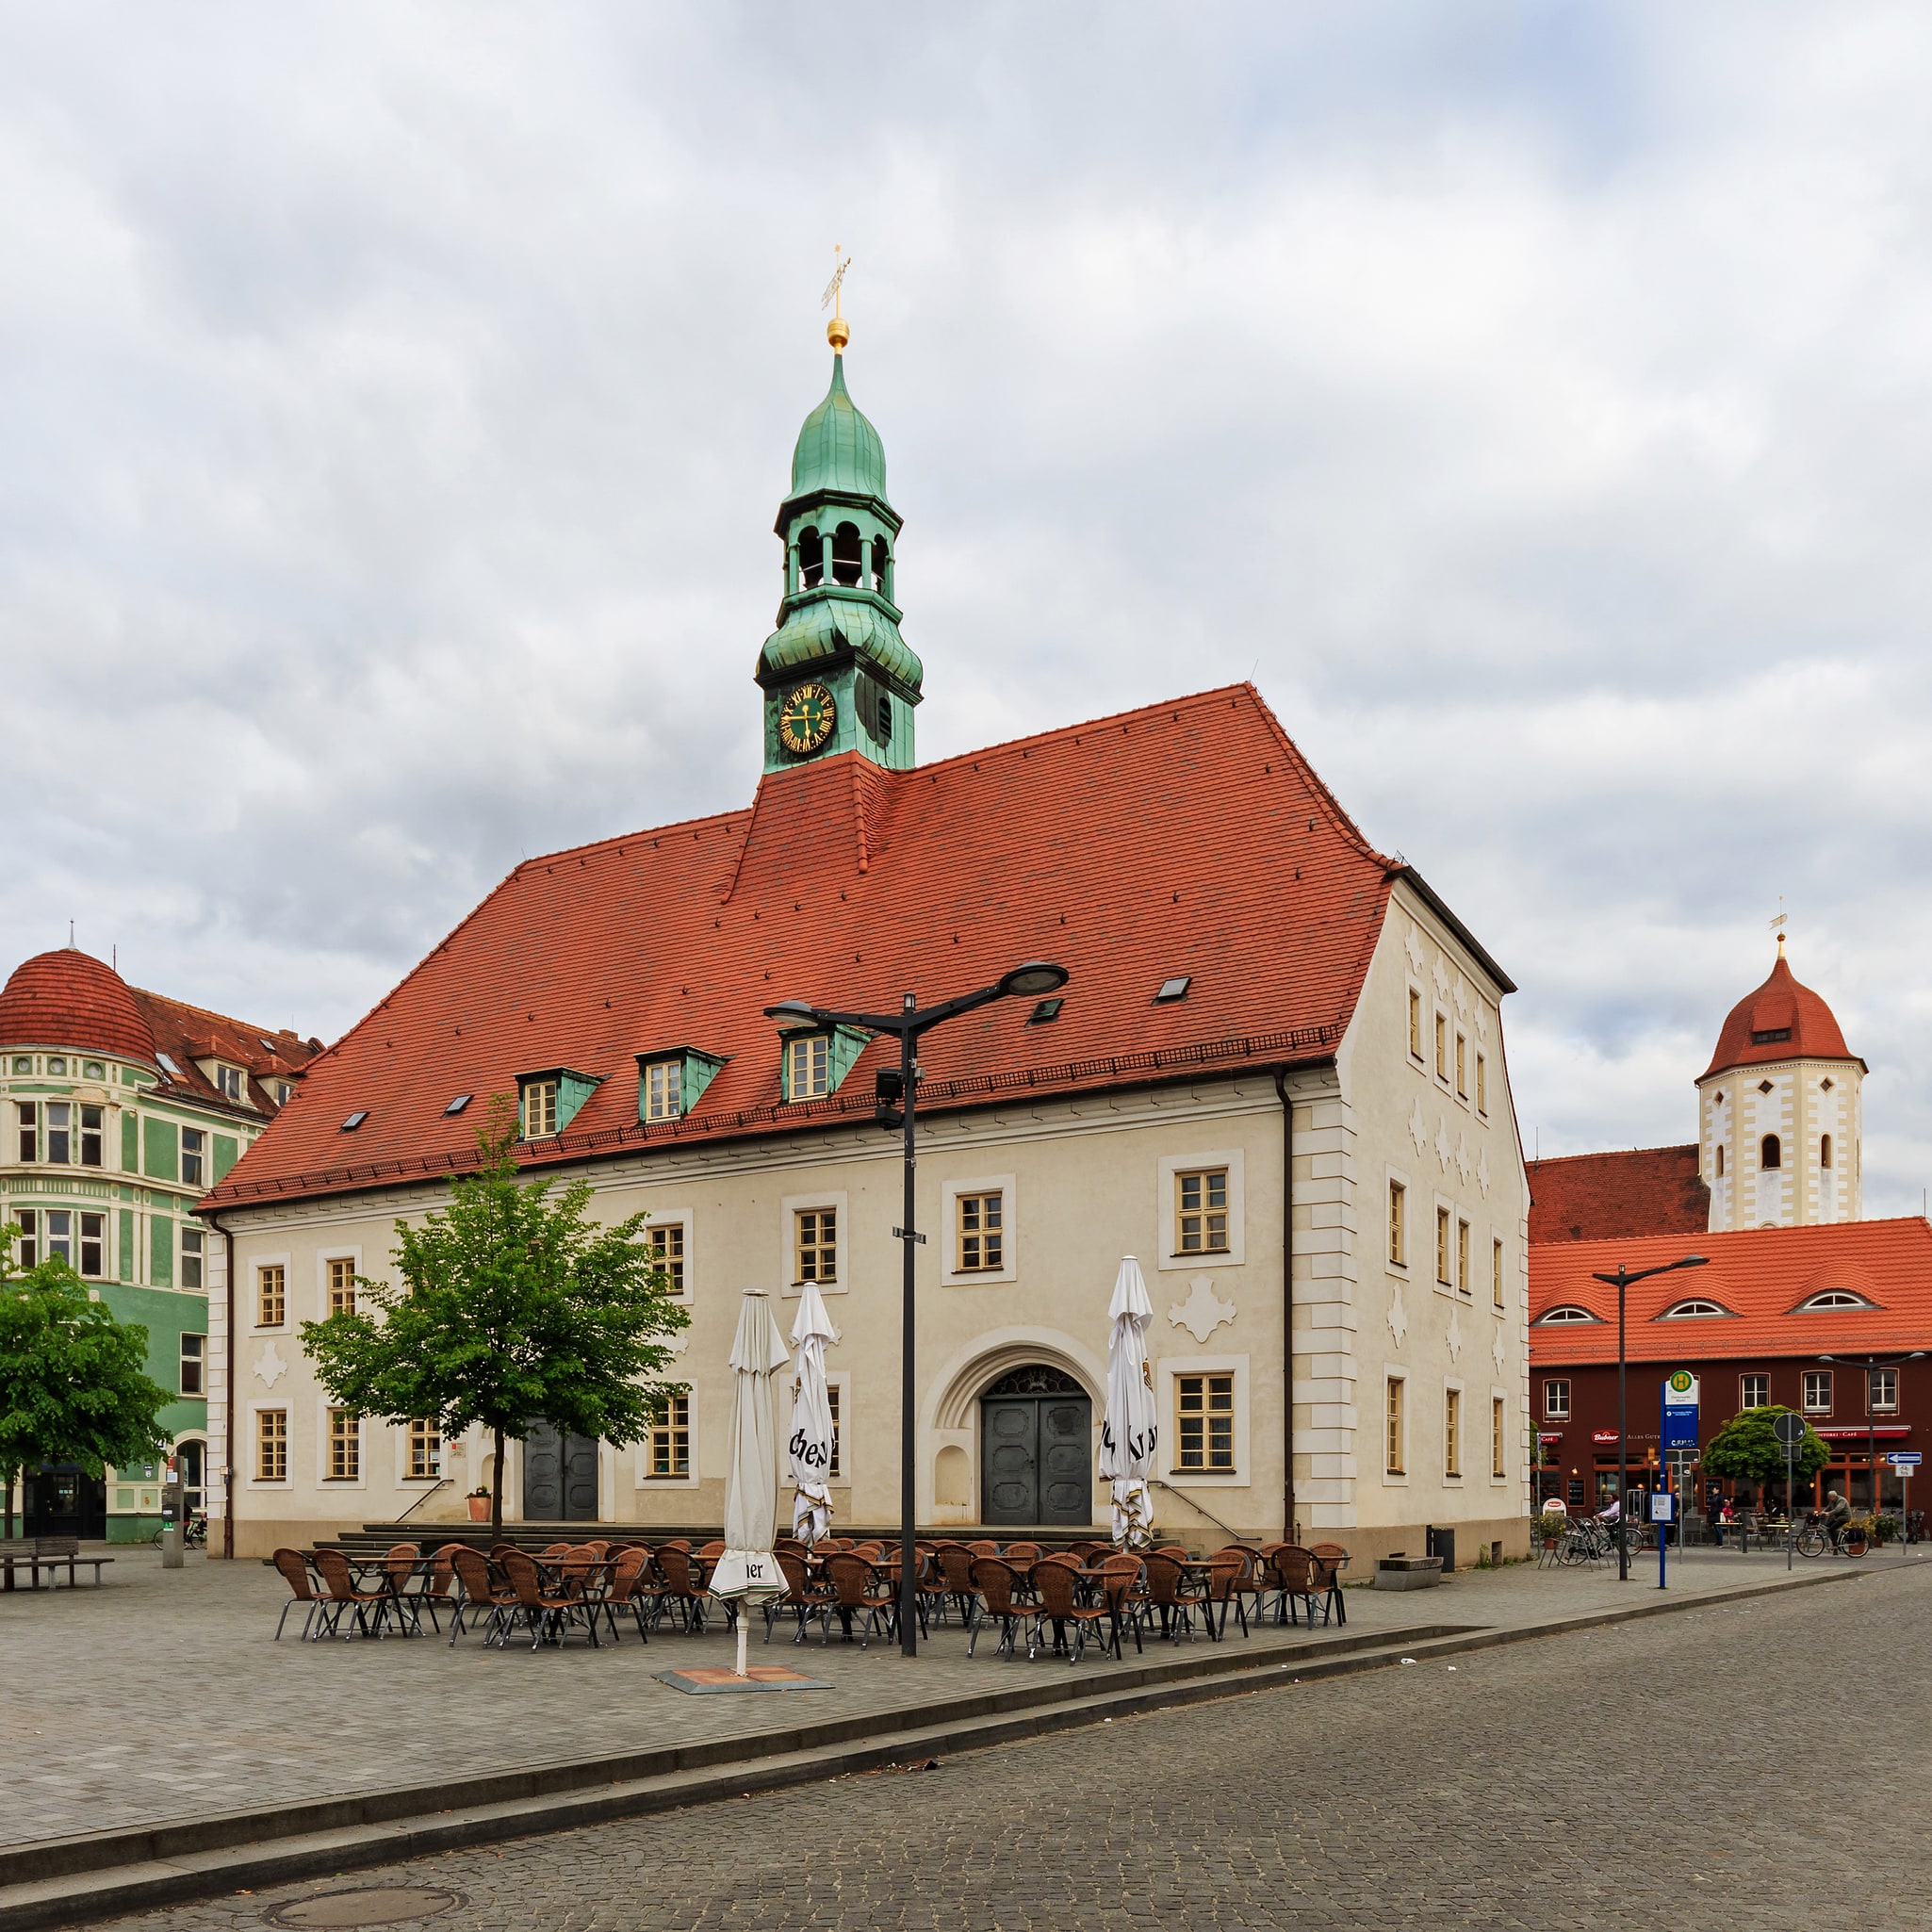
980, 1367, 1091, 1527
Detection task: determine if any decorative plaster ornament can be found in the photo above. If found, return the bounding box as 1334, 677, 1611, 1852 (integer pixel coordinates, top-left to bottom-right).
254, 1342, 287, 1388
1387, 1286, 1408, 1347
1475, 1003, 1490, 1042
663, 1328, 692, 1357
1446, 1308, 1464, 1362
1452, 977, 1470, 1019
1404, 925, 1427, 974
1455, 1133, 1473, 1185
1408, 1098, 1430, 1156
1477, 1150, 1493, 1198
1433, 957, 1451, 1001
1435, 1117, 1452, 1171
1169, 1276, 1237, 1345
1492, 1326, 1507, 1372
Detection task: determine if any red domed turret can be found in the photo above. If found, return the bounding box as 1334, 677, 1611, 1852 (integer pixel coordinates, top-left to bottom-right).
1700, 941, 1861, 1080
0, 948, 159, 1068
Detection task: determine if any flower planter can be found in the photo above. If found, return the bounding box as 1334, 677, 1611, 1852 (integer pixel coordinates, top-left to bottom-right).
467, 1497, 491, 1522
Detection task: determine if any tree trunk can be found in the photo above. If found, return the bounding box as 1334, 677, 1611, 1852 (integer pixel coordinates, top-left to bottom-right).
3, 1465, 13, 1539
491, 1425, 504, 1545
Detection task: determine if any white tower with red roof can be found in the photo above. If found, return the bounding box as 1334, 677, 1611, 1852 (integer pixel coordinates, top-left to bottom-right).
1696, 938, 1865, 1231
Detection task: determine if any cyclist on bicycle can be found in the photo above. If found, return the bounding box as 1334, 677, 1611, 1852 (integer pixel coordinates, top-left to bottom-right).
1822, 1490, 1853, 1551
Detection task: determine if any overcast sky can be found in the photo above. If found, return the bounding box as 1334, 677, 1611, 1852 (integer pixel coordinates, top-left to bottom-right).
6, 4, 1932, 1211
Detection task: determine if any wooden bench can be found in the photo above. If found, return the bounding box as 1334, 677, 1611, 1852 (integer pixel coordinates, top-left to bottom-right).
0, 1535, 115, 1590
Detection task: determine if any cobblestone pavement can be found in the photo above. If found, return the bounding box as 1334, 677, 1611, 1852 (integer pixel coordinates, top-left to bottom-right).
92, 1558, 1930, 1931
5, 1540, 1858, 1851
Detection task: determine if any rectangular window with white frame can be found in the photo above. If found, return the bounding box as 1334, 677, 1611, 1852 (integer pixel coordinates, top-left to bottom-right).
180, 1334, 205, 1398
1433, 1011, 1449, 1082
1407, 986, 1423, 1060
827, 1380, 843, 1481
1544, 1378, 1570, 1420
1492, 1236, 1505, 1310
780, 1192, 848, 1295
256, 1261, 287, 1328
13, 1208, 38, 1269
1157, 1152, 1244, 1270
180, 1127, 205, 1187
1456, 1218, 1470, 1296
1444, 1384, 1463, 1478
1740, 1373, 1769, 1410
644, 1059, 682, 1122
523, 1080, 559, 1138
649, 1219, 687, 1296
784, 1034, 830, 1101
255, 1407, 287, 1482
1388, 1179, 1407, 1268
1385, 1374, 1407, 1479
325, 1256, 357, 1317
941, 1175, 1017, 1285
1802, 1370, 1832, 1415
1491, 1394, 1507, 1480
1174, 1372, 1236, 1473
180, 1226, 205, 1290
647, 1393, 690, 1477
1455, 1032, 1467, 1100
407, 1419, 441, 1481
325, 1408, 360, 1482
1476, 1051, 1487, 1115
1435, 1206, 1451, 1286
1870, 1367, 1899, 1415
79, 1212, 106, 1278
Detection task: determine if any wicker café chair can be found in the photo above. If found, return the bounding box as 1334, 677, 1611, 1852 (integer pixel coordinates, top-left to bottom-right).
655, 1544, 715, 1634
1140, 1551, 1210, 1643
1098, 1553, 1146, 1655
966, 1557, 1024, 1660
412, 1543, 465, 1635
270, 1548, 324, 1641
968, 1539, 1000, 1557
311, 1548, 392, 1641
1206, 1546, 1259, 1637
500, 1548, 593, 1649
764, 1548, 834, 1645
449, 1547, 517, 1646
937, 1544, 978, 1625
914, 1545, 954, 1629
381, 1543, 423, 1635
1027, 1555, 1115, 1664
1271, 1545, 1324, 1628
824, 1552, 897, 1649
1002, 1541, 1042, 1564
598, 1547, 654, 1644
1068, 1540, 1111, 1564
1309, 1543, 1351, 1626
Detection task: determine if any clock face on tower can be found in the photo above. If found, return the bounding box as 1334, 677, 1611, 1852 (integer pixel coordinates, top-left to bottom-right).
778, 681, 837, 756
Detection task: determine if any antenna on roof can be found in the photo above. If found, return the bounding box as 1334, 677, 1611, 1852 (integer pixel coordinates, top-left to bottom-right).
1771, 897, 1787, 956
68, 919, 75, 949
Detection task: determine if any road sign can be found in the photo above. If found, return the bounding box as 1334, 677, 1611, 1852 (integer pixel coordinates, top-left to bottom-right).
1891, 1450, 1923, 1468
1662, 1370, 1699, 1450
1772, 1412, 1807, 1449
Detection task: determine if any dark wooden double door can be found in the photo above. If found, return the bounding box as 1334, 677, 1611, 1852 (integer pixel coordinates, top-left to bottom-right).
522, 1422, 599, 1522
981, 1367, 1092, 1526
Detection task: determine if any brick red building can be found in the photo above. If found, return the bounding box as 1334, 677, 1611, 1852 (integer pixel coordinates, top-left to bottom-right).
1529, 1219, 1932, 1515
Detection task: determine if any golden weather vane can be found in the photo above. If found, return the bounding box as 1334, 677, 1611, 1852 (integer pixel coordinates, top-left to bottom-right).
822, 245, 851, 352
1771, 896, 1787, 954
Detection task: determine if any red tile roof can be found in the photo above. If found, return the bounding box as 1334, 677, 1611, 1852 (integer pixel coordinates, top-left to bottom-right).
132, 989, 324, 1122
1530, 1218, 1932, 1364
1702, 948, 1860, 1079
208, 683, 1486, 1209
0, 949, 160, 1067
1527, 1145, 1709, 1244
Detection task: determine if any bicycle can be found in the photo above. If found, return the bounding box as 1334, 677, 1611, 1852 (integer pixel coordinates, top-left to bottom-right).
1793, 1511, 1867, 1559
153, 1512, 208, 1550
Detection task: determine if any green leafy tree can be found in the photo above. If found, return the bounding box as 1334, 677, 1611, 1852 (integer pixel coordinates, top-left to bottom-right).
0, 1230, 173, 1538
300, 1101, 689, 1541
1702, 1404, 1830, 1496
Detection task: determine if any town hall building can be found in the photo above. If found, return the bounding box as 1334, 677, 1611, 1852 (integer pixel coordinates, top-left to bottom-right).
201, 318, 1533, 1566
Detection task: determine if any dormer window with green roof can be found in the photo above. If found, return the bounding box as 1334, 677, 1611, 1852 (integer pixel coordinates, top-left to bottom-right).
517, 1068, 601, 1140
778, 1025, 872, 1105
636, 1048, 726, 1124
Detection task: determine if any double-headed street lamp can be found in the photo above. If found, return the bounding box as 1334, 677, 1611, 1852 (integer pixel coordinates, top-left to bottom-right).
1817, 1350, 1924, 1530
766, 959, 1070, 1656
1589, 1253, 1708, 1581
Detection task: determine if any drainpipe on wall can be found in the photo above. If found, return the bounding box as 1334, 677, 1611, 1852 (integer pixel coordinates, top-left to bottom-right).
1275, 1069, 1296, 1545
205, 1212, 236, 1562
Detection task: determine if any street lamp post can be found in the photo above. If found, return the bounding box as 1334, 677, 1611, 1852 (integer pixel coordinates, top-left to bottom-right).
1817, 1350, 1924, 1532
766, 959, 1070, 1656
1590, 1254, 1708, 1582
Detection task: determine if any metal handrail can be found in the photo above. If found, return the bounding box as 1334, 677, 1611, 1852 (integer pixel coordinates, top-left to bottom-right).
1150, 1479, 1259, 1547
391, 1476, 451, 1526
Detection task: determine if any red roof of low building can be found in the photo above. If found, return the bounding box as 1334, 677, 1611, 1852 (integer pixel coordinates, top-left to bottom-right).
1530, 1219, 1932, 1364
1701, 947, 1860, 1079
132, 989, 325, 1120
207, 683, 1505, 1209
1528, 1145, 1709, 1244
0, 949, 160, 1068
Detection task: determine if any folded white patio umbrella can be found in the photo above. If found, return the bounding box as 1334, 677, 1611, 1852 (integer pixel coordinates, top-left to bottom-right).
788, 1282, 838, 1546
712, 1285, 792, 1675
1099, 1255, 1157, 1549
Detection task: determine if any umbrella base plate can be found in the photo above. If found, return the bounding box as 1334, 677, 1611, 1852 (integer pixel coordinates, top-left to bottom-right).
652, 1665, 834, 1695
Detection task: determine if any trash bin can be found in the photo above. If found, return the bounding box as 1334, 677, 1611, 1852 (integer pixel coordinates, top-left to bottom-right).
1425, 1525, 1455, 1575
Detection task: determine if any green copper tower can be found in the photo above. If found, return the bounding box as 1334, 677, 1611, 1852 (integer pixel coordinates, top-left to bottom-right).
756, 301, 921, 772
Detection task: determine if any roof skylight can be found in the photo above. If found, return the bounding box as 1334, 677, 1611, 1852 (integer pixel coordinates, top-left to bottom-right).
445, 1094, 472, 1115
156, 1052, 182, 1078
1029, 998, 1063, 1023
1154, 976, 1191, 1003
341, 1111, 368, 1132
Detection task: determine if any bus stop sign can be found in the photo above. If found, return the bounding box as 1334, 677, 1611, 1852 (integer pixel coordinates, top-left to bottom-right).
1662, 1369, 1699, 1451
